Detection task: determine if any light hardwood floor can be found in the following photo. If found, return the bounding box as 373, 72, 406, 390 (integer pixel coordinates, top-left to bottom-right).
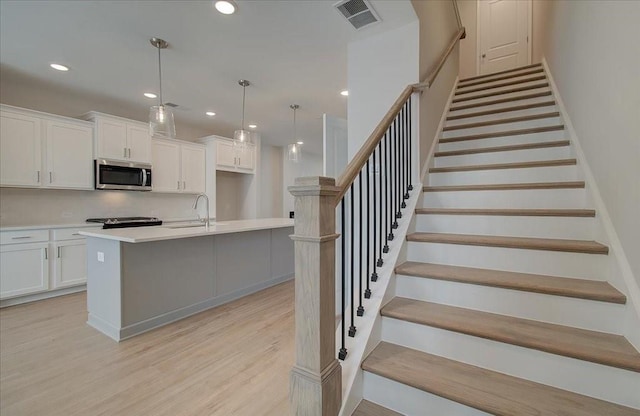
0, 281, 294, 416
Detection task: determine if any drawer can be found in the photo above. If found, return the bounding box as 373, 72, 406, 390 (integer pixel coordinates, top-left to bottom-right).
0, 229, 49, 245
52, 227, 101, 241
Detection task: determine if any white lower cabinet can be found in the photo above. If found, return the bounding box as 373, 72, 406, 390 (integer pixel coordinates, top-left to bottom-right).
0, 227, 97, 303
0, 242, 49, 299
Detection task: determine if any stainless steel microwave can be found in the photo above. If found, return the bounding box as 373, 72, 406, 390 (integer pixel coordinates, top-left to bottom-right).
95, 159, 152, 191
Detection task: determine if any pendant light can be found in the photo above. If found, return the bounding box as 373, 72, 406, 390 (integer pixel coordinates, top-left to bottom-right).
149, 37, 176, 139
287, 104, 301, 163
234, 79, 252, 146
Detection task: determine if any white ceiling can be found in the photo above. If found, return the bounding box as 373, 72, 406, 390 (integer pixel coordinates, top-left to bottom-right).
0, 0, 416, 155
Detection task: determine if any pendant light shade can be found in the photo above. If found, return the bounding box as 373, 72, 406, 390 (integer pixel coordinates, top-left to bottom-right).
288, 104, 301, 163
234, 80, 252, 146
149, 37, 176, 139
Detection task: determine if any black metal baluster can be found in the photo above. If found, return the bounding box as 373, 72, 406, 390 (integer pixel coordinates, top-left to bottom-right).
349, 186, 356, 337
408, 98, 413, 192
377, 141, 384, 266
387, 124, 396, 240
338, 198, 347, 360
383, 133, 390, 253
395, 112, 402, 222
357, 172, 364, 317
365, 158, 373, 295
402, 103, 408, 206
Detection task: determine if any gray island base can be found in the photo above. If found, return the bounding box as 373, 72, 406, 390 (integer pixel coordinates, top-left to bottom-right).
81, 219, 294, 341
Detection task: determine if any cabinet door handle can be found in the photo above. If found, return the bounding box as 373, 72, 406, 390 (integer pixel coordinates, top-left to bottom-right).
183, 181, 186, 190
124, 147, 128, 158
49, 172, 53, 183
72, 233, 80, 236
177, 181, 181, 190
57, 247, 61, 258
128, 148, 131, 158
44, 248, 48, 260
36, 170, 40, 183
11, 236, 32, 240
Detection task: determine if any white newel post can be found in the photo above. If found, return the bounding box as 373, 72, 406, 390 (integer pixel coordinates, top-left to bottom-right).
289, 176, 342, 416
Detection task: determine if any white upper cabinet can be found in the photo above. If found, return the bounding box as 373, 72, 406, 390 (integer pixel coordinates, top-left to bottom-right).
0, 105, 93, 190
44, 120, 93, 189
0, 110, 42, 187
215, 138, 255, 174
84, 112, 151, 163
152, 139, 205, 194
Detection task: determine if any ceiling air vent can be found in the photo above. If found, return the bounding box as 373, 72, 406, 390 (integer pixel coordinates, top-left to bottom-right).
334, 0, 381, 30
164, 102, 179, 108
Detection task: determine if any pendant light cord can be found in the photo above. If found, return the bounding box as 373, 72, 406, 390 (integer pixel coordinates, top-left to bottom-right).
157, 45, 163, 107
293, 107, 297, 142
241, 85, 246, 130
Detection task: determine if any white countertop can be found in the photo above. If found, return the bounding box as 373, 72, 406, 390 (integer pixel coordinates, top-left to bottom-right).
79, 218, 294, 243
0, 222, 101, 232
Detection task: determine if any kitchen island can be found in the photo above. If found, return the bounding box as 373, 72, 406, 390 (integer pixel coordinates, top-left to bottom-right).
80, 218, 294, 341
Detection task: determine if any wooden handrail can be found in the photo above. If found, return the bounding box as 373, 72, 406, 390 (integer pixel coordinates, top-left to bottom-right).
334, 25, 465, 203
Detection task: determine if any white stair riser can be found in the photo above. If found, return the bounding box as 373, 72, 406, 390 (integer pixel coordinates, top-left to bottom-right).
438, 129, 566, 152
455, 79, 549, 100
406, 242, 607, 280
381, 320, 640, 409
458, 69, 545, 89
434, 146, 571, 168
441, 117, 562, 139
394, 275, 625, 333
415, 214, 596, 240
451, 87, 551, 108
449, 95, 554, 116
363, 371, 490, 416
428, 165, 579, 186
423, 189, 589, 209
445, 105, 558, 128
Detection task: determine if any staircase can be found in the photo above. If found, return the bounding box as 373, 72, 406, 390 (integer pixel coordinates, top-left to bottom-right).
352, 64, 640, 415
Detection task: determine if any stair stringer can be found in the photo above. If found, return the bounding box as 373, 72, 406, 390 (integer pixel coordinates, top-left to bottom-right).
338, 183, 422, 416
542, 58, 640, 350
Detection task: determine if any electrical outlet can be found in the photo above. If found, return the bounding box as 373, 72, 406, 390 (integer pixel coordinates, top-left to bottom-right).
97, 252, 105, 262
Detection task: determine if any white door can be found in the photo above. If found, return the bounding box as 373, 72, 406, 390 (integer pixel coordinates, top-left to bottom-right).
478, 0, 530, 75
45, 121, 93, 189
181, 145, 206, 193
151, 140, 181, 193
96, 118, 128, 161
53, 240, 87, 288
126, 124, 152, 163
0, 243, 49, 299
236, 145, 255, 172
0, 110, 42, 187
322, 114, 348, 178
216, 140, 238, 171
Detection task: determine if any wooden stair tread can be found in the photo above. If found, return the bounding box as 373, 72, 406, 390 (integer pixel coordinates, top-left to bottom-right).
423, 181, 585, 192
450, 91, 553, 112
457, 67, 545, 89
381, 298, 640, 372
434, 140, 570, 157
352, 400, 403, 416
452, 83, 550, 104
459, 63, 543, 83
447, 100, 556, 121
439, 125, 565, 144
406, 232, 609, 254
429, 158, 576, 173
443, 111, 560, 131
416, 207, 595, 217
456, 74, 547, 95
363, 342, 640, 416
395, 261, 625, 303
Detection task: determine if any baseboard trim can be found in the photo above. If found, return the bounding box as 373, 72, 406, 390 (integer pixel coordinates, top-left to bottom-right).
1, 285, 86, 308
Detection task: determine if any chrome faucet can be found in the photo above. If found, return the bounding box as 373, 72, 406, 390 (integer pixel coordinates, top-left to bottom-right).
192, 193, 210, 229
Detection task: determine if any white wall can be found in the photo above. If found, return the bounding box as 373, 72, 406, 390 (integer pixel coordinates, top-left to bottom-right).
0, 187, 198, 226
258, 144, 283, 219
282, 150, 323, 218
537, 0, 640, 286
457, 0, 478, 79
347, 20, 420, 162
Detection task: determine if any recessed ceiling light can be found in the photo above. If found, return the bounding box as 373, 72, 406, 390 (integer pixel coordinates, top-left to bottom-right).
248, 124, 257, 129
205, 111, 216, 116
50, 63, 69, 72
144, 92, 157, 99
215, 0, 236, 15
340, 90, 349, 96
297, 141, 304, 145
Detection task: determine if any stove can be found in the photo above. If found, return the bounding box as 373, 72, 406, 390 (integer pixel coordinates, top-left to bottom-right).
86, 216, 163, 229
